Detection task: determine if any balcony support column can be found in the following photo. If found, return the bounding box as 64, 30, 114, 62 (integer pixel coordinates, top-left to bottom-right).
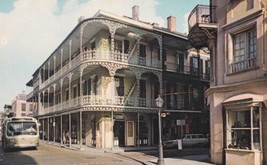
48, 89, 50, 108
60, 79, 63, 109
197, 49, 201, 77
137, 112, 140, 147
60, 48, 63, 75
136, 78, 140, 107
48, 61, 50, 79
43, 66, 45, 82
53, 84, 56, 107
69, 113, 72, 147
53, 56, 56, 76
53, 116, 55, 143
69, 40, 72, 66
38, 92, 41, 114
42, 119, 45, 140
136, 38, 140, 60
79, 111, 82, 149
47, 118, 50, 141
68, 74, 73, 104
111, 76, 115, 105
60, 115, 63, 146
79, 65, 85, 104
80, 24, 85, 55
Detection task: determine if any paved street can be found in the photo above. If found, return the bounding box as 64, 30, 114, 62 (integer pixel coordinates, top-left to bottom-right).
0, 141, 213, 165
0, 143, 148, 165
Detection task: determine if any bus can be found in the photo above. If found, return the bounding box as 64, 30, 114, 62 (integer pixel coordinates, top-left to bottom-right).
2, 117, 39, 150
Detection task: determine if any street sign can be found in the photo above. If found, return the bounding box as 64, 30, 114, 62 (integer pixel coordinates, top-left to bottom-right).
176, 119, 185, 126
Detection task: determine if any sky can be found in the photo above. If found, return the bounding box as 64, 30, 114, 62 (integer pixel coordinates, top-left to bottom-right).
0, 0, 209, 110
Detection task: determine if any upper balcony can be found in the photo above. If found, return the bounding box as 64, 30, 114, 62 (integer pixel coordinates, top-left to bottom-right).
39, 49, 161, 90
164, 62, 210, 81
188, 4, 217, 49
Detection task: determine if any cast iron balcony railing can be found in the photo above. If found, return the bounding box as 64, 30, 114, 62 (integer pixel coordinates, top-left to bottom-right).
39, 49, 161, 90
38, 95, 159, 115
229, 57, 257, 73
164, 62, 210, 81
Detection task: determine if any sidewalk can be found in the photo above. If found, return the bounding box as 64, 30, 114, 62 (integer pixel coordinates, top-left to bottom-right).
146, 155, 215, 165
41, 140, 215, 165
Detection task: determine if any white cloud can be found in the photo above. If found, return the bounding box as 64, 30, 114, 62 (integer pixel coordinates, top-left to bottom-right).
0, 0, 164, 108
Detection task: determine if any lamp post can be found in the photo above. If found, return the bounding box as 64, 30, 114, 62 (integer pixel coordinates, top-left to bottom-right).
155, 95, 164, 165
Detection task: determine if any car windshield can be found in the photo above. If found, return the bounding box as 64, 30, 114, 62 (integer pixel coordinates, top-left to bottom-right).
7, 122, 37, 136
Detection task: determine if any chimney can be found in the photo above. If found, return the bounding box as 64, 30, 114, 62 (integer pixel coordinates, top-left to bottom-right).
167, 16, 176, 32
132, 5, 139, 21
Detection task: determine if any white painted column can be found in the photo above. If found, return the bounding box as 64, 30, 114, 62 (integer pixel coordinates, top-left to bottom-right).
69, 114, 72, 147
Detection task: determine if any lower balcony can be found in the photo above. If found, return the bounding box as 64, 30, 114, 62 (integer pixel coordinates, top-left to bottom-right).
38, 95, 158, 116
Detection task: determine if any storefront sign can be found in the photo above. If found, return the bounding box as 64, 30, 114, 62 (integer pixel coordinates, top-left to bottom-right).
176, 119, 185, 126
114, 114, 124, 120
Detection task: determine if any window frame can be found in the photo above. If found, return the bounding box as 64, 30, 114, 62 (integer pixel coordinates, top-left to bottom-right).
228, 26, 257, 73
21, 103, 26, 111
226, 106, 262, 151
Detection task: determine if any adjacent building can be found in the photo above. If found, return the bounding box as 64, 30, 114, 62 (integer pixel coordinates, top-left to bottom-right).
26, 6, 210, 149
188, 0, 267, 165
11, 91, 35, 117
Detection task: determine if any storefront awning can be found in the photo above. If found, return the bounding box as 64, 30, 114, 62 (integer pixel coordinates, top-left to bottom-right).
222, 93, 263, 109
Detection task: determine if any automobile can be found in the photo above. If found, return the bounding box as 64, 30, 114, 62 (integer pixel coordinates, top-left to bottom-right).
163, 134, 209, 148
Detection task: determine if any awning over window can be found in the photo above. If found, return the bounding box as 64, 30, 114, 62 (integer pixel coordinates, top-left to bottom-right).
222, 93, 263, 109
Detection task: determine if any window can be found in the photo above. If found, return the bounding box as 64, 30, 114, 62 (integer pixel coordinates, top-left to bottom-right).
140, 80, 146, 98
114, 39, 122, 52
192, 88, 199, 101
177, 53, 184, 72
124, 40, 129, 53
65, 89, 69, 101
230, 28, 256, 73
83, 79, 91, 95
226, 107, 261, 151
73, 86, 77, 98
205, 60, 210, 74
140, 44, 146, 57
29, 104, 33, 112
21, 103, 26, 111
190, 57, 199, 75
115, 77, 124, 96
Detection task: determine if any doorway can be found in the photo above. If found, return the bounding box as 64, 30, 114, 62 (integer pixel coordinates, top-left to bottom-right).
114, 121, 125, 147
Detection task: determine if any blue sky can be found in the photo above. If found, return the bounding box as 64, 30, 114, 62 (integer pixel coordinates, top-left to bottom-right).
0, 0, 209, 111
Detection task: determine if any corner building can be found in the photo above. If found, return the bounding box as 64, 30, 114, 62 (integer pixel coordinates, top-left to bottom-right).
27, 6, 210, 149
188, 0, 267, 165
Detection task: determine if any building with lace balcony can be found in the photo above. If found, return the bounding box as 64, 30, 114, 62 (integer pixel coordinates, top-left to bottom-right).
188, 1, 267, 165
26, 5, 210, 149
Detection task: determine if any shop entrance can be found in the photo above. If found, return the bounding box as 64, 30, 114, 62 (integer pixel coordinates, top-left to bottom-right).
114, 121, 125, 147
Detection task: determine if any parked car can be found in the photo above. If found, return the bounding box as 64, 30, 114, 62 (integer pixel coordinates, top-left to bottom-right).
163, 134, 209, 148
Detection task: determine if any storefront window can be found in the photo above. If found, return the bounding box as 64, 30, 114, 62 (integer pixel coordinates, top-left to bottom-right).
227, 108, 261, 151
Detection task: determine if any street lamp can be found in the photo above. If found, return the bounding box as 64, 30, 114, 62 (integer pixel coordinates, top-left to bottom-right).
155, 95, 164, 165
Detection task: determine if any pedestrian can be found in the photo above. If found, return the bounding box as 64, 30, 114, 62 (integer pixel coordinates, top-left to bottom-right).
65, 130, 70, 144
